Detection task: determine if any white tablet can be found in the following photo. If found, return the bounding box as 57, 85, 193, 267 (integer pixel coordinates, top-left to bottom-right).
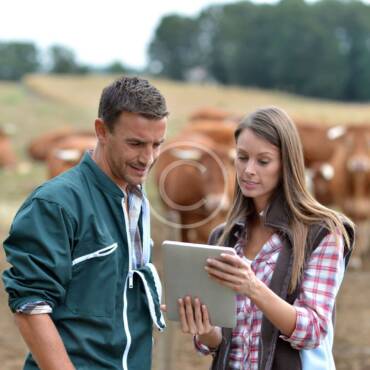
162, 240, 237, 328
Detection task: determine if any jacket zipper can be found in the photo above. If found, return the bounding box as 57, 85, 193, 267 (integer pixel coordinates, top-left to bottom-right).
121, 197, 133, 370
121, 197, 134, 288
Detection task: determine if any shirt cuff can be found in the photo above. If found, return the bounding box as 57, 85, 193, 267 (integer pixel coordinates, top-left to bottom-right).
16, 301, 53, 314
193, 335, 218, 356
280, 306, 312, 349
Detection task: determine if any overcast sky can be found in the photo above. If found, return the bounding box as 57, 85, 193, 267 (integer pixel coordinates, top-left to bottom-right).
1, 0, 279, 69
3, 0, 370, 69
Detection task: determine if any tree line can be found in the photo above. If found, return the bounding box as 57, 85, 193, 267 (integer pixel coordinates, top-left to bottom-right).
149, 0, 370, 101
0, 43, 127, 81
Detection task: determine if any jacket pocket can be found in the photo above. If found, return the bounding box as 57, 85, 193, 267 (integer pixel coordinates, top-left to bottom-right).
65, 242, 119, 317
72, 243, 118, 266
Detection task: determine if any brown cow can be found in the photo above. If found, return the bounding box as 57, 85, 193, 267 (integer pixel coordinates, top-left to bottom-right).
153, 123, 236, 243
46, 134, 97, 178
295, 122, 350, 204
319, 125, 370, 219
295, 121, 343, 166
305, 124, 370, 267
189, 106, 241, 123
28, 128, 94, 162
0, 125, 17, 168
28, 127, 75, 161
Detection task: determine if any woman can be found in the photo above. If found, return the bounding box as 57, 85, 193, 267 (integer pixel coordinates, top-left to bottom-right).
178, 106, 354, 370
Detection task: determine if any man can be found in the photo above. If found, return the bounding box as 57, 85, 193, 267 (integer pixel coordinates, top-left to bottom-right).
2, 76, 168, 370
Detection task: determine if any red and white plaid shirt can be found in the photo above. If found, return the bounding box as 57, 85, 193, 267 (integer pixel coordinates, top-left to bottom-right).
195, 231, 344, 370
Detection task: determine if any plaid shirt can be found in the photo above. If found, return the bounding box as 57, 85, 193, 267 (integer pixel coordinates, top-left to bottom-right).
125, 185, 144, 269
195, 231, 344, 370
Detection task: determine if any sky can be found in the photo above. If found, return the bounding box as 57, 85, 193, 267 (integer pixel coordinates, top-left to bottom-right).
1, 0, 279, 69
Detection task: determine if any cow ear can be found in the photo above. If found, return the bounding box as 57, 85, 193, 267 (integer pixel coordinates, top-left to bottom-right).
55, 149, 82, 162
170, 148, 202, 160
319, 163, 335, 180
228, 148, 236, 161
327, 125, 346, 140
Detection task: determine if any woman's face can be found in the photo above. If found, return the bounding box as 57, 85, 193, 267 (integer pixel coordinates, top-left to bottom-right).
235, 128, 281, 212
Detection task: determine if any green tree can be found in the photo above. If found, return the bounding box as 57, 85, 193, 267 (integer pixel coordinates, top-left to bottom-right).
269, 0, 349, 99
149, 14, 203, 79
48, 45, 89, 74
0, 42, 39, 80
148, 0, 370, 101
103, 61, 127, 74
198, 3, 257, 84
333, 0, 370, 100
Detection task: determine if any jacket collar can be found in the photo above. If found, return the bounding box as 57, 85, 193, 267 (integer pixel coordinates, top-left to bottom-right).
79, 152, 125, 198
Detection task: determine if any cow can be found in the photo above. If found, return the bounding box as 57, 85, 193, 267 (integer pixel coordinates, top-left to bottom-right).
295, 122, 344, 204
317, 125, 370, 217
28, 127, 75, 161
46, 133, 97, 178
153, 122, 236, 243
0, 125, 17, 169
301, 123, 370, 268
299, 124, 370, 217
189, 106, 241, 123
295, 121, 344, 166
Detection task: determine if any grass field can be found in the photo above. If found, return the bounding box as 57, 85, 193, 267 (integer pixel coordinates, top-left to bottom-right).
0, 74, 370, 370
2, 73, 370, 211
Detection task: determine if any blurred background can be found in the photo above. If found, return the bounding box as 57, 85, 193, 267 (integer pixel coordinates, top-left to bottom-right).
1, 0, 370, 369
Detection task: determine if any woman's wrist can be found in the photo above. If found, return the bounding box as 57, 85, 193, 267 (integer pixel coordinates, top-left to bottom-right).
248, 277, 265, 303
198, 326, 222, 350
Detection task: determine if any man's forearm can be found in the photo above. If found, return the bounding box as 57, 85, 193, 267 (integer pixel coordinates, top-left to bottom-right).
14, 313, 75, 370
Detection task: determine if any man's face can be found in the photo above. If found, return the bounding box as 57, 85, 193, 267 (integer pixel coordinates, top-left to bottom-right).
98, 111, 167, 189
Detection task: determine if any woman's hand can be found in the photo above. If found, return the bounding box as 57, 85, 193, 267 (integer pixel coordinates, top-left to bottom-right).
178, 296, 222, 349
206, 253, 261, 298
178, 296, 213, 335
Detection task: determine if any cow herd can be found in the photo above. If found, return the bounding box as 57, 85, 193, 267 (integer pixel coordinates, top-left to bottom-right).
1, 108, 369, 267
153, 108, 370, 268
0, 125, 97, 177
27, 128, 97, 178
300, 123, 370, 267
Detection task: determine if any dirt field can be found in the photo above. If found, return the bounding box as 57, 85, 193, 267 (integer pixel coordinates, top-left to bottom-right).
0, 76, 370, 369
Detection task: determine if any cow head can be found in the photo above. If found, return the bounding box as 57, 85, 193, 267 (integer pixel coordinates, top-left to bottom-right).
153, 134, 236, 238
160, 141, 235, 213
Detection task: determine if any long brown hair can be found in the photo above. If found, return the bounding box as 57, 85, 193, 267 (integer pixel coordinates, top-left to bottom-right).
219, 106, 353, 292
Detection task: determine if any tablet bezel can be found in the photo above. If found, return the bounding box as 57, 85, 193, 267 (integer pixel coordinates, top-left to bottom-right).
162, 240, 237, 328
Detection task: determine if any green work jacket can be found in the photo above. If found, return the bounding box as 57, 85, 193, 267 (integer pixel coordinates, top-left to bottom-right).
3, 153, 165, 370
